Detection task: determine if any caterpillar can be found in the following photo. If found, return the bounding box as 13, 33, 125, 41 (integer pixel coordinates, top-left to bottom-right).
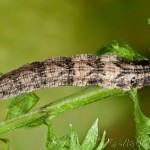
0, 54, 149, 100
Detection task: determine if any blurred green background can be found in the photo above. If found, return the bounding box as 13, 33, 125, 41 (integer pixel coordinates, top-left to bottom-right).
0, 0, 150, 150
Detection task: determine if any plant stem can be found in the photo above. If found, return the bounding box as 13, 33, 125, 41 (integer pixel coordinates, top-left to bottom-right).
0, 87, 125, 135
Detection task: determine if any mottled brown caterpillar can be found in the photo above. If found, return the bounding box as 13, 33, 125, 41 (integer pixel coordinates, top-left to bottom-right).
0, 54, 149, 100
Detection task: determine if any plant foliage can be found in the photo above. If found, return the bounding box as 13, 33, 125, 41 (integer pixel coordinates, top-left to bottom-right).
0, 40, 149, 150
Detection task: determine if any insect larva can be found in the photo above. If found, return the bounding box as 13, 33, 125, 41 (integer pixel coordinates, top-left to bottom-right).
0, 54, 149, 100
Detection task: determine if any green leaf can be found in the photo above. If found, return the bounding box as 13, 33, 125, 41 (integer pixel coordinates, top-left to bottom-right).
46, 135, 69, 150
6, 93, 39, 119
96, 131, 109, 150
0, 138, 9, 150
45, 118, 69, 150
97, 40, 147, 61
70, 125, 80, 150
128, 89, 150, 150
81, 119, 98, 150
45, 119, 109, 150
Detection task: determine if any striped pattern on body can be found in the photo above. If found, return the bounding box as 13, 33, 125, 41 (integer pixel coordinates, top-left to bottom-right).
0, 54, 149, 100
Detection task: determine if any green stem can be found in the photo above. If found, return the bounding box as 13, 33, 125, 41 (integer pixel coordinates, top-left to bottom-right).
0, 87, 125, 135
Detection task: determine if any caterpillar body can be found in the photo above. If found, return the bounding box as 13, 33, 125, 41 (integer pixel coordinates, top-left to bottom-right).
0, 54, 149, 100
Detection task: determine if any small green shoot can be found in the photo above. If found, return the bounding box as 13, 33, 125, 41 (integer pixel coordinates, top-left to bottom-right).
81, 119, 99, 150
46, 118, 109, 150
6, 93, 39, 119
129, 89, 150, 150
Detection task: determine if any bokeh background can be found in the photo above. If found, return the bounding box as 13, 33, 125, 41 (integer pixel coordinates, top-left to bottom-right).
0, 0, 150, 150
